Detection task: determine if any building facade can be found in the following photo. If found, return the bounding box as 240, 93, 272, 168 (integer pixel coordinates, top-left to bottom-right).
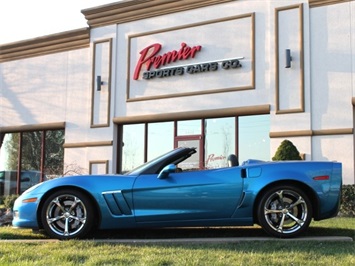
0, 0, 354, 196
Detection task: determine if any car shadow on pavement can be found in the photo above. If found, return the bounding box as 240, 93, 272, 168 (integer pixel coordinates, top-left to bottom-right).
88, 226, 354, 240
90, 226, 265, 239
2, 224, 353, 240
306, 226, 355, 238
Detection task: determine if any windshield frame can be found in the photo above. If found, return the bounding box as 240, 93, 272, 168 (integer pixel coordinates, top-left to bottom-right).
126, 147, 196, 176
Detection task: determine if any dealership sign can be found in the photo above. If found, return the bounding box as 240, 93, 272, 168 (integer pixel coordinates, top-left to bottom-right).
134, 42, 243, 80
127, 14, 254, 100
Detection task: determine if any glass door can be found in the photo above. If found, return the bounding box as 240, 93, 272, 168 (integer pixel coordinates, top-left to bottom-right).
174, 135, 203, 170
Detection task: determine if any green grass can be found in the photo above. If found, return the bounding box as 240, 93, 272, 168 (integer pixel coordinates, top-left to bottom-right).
0, 217, 354, 265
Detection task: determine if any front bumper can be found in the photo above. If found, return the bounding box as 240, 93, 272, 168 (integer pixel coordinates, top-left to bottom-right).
12, 196, 40, 229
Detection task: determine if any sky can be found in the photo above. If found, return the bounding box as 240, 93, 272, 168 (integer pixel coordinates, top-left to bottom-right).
0, 0, 118, 169
0, 0, 120, 45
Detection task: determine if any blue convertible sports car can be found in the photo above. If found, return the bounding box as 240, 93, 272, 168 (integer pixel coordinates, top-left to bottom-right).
12, 147, 342, 240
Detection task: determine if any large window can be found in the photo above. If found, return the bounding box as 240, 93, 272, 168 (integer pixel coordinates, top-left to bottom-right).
147, 122, 174, 161
205, 117, 235, 168
0, 129, 64, 196
238, 115, 270, 163
120, 114, 270, 172
122, 124, 145, 173
121, 122, 174, 173
21, 131, 42, 175
177, 120, 201, 135
44, 130, 65, 177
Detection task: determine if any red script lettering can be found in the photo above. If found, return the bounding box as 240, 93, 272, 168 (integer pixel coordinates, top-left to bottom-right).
133, 42, 202, 80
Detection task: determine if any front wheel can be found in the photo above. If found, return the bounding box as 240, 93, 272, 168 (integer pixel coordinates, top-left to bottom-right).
40, 189, 95, 240
257, 186, 312, 238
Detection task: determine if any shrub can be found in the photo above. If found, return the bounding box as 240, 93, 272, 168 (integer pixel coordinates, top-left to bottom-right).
272, 139, 302, 161
3, 194, 19, 210
339, 184, 355, 217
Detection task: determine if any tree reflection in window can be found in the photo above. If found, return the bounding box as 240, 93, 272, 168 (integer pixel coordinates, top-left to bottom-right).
0, 129, 64, 196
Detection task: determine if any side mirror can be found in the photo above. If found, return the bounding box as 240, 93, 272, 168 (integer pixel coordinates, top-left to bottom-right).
157, 164, 176, 179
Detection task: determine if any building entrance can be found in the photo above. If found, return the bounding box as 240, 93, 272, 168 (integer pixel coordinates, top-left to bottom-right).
120, 114, 270, 173
174, 135, 203, 170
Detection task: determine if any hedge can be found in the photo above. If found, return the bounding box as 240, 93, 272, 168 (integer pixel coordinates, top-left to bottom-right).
339, 184, 355, 217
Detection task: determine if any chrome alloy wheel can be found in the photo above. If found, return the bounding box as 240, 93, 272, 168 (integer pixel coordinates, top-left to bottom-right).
45, 194, 87, 237
264, 189, 308, 234
258, 186, 312, 238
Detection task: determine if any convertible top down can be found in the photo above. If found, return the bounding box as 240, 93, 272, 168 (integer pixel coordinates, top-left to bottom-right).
12, 147, 342, 239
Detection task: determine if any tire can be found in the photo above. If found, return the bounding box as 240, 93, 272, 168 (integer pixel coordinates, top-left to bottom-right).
257, 185, 312, 238
40, 189, 95, 240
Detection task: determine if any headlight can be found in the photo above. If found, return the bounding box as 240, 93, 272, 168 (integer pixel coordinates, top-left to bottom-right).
13, 210, 19, 219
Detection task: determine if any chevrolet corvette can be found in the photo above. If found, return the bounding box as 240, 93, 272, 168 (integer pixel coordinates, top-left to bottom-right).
12, 147, 342, 240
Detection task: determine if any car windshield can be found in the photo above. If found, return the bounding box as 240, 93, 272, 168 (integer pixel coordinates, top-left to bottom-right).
125, 149, 179, 176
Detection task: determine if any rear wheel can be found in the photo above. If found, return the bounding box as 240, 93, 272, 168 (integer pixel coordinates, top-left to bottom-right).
257, 185, 312, 238
40, 189, 94, 240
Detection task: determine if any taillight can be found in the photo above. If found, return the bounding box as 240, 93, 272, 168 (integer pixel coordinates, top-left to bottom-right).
313, 175, 329, 181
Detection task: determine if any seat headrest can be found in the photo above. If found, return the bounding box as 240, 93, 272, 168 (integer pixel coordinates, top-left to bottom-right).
227, 154, 239, 167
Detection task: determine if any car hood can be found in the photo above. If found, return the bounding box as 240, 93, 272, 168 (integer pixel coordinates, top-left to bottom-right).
21, 174, 137, 196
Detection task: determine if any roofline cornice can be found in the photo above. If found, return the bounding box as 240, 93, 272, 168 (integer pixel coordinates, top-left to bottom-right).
81, 0, 234, 28
309, 0, 352, 7
0, 28, 90, 63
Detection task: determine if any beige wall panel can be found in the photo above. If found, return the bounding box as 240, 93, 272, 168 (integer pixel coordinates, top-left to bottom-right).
310, 3, 353, 130
89, 160, 109, 174
91, 39, 112, 127
275, 4, 304, 114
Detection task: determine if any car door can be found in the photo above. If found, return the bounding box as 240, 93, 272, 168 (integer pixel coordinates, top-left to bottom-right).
133, 167, 244, 222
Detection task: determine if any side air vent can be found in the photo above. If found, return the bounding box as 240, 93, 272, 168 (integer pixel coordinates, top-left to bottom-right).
102, 191, 132, 215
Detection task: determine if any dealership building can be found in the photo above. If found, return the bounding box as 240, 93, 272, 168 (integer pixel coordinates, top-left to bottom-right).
0, 0, 354, 195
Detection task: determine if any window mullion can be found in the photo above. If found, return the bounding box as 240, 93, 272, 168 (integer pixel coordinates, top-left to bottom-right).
40, 130, 46, 182
16, 133, 23, 195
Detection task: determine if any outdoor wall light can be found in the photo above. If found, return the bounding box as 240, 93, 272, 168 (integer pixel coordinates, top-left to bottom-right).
285, 49, 292, 68
96, 75, 104, 91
